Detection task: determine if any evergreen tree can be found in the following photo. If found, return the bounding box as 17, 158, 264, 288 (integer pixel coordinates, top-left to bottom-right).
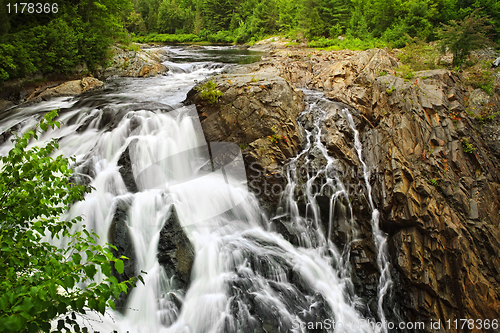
158, 0, 185, 33
437, 8, 494, 66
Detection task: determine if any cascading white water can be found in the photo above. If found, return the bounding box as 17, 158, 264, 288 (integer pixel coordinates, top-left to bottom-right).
280, 90, 392, 331
343, 110, 392, 332
0, 46, 390, 333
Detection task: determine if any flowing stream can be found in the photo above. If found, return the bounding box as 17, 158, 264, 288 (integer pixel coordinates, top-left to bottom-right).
0, 46, 389, 332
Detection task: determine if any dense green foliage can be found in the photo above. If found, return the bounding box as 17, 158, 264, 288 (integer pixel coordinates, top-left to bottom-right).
437, 9, 494, 66
0, 110, 139, 333
1, 0, 498, 84
0, 0, 133, 83
129, 0, 499, 48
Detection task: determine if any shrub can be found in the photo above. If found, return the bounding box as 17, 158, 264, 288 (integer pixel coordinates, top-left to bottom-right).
437, 9, 494, 67
461, 137, 476, 153
398, 36, 442, 71
197, 80, 223, 104
0, 111, 139, 333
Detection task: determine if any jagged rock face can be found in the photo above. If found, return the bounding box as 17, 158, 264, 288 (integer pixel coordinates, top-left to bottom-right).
196, 48, 500, 329
275, 50, 500, 328
365, 70, 500, 327
185, 72, 305, 214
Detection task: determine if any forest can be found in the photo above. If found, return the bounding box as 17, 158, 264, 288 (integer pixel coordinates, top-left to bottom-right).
0, 0, 499, 83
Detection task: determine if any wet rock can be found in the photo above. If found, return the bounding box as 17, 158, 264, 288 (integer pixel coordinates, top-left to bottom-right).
70, 158, 95, 186
270, 217, 300, 246
0, 99, 14, 111
157, 206, 194, 290
117, 139, 139, 193
108, 197, 136, 311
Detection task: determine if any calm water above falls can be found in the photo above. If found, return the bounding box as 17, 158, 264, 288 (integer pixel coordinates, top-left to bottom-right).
0, 46, 388, 333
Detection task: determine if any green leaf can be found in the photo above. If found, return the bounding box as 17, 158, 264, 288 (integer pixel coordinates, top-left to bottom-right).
84, 265, 97, 279
75, 297, 85, 310
114, 259, 124, 274
27, 322, 39, 333
72, 253, 82, 265
97, 301, 106, 314
101, 262, 111, 277
47, 305, 57, 318
64, 276, 75, 289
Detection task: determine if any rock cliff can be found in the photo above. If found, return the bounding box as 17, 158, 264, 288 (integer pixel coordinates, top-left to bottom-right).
188, 46, 500, 330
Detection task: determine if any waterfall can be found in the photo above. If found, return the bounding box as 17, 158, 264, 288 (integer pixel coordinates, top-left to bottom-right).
0, 46, 391, 333
343, 110, 392, 331
278, 90, 392, 330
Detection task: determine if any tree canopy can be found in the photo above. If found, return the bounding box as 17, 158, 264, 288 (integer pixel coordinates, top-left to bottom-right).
0, 0, 498, 83
0, 0, 133, 83
130, 0, 499, 46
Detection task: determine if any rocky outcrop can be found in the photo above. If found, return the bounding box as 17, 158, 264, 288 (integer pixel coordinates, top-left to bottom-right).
108, 197, 136, 311
364, 68, 500, 329
100, 46, 169, 78
117, 139, 139, 193
193, 46, 500, 330
24, 77, 104, 103
157, 206, 194, 290
185, 71, 305, 214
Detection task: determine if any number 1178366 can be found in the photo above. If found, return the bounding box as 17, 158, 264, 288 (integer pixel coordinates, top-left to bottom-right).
6, 3, 58, 14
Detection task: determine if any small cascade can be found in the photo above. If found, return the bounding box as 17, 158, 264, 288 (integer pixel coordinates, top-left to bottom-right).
343, 109, 392, 330
282, 90, 393, 330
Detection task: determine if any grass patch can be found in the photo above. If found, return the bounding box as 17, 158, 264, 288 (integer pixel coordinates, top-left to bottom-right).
397, 37, 443, 71
461, 137, 476, 153
117, 43, 141, 52
396, 64, 415, 80
134, 33, 204, 44
463, 63, 496, 95
308, 37, 387, 51
429, 178, 439, 187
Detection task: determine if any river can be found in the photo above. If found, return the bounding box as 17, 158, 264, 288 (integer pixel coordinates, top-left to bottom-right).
0, 45, 388, 333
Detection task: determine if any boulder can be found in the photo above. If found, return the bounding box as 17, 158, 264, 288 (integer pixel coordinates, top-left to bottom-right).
100, 46, 168, 78
25, 77, 104, 102
107, 197, 136, 311
157, 206, 194, 290
117, 139, 139, 193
